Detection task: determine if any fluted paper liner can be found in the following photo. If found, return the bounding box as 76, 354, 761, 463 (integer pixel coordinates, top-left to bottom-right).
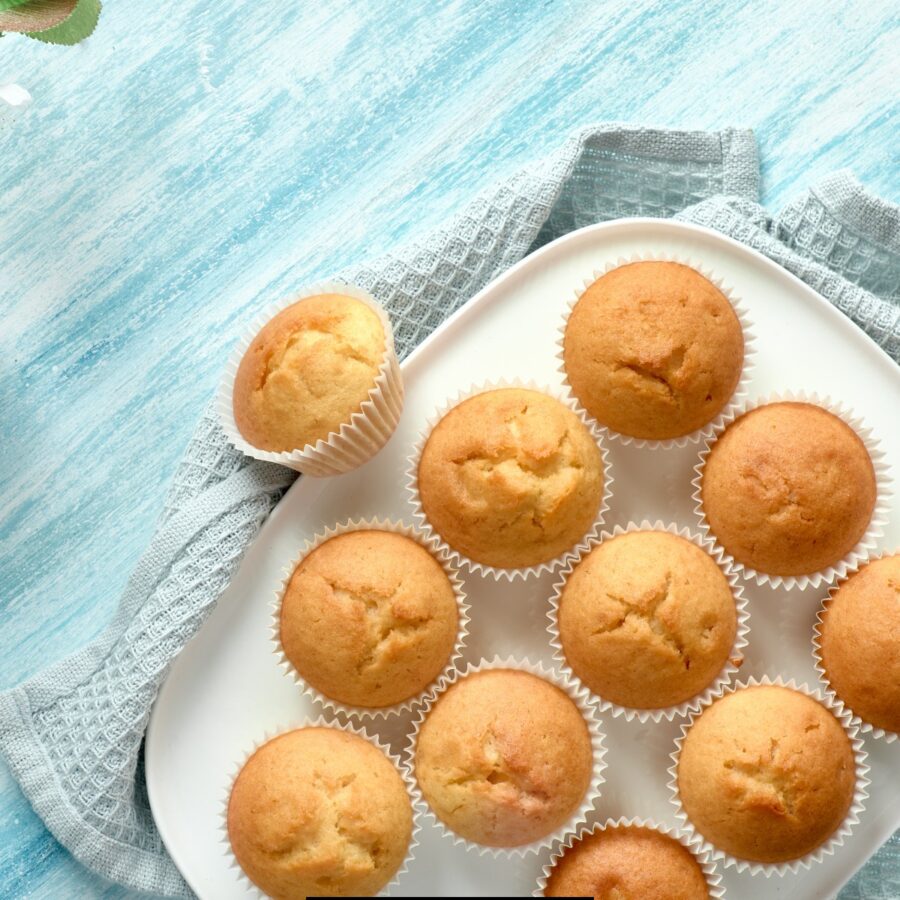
217, 281, 404, 476
219, 717, 420, 898
533, 816, 725, 898
406, 378, 614, 581
556, 253, 757, 450
271, 518, 470, 720
547, 520, 750, 723
812, 550, 899, 744
667, 675, 870, 876
692, 390, 891, 590
403, 656, 607, 857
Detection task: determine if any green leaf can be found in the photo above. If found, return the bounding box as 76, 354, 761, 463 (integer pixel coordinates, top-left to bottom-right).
0, 0, 33, 12
26, 0, 98, 43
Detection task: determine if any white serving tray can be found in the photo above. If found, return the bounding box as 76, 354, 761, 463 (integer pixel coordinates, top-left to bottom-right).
146, 218, 900, 900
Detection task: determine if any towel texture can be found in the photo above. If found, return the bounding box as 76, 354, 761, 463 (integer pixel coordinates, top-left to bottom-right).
0, 124, 897, 897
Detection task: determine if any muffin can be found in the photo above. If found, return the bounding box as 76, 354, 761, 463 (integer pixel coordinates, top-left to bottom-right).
416, 388, 604, 569
818, 554, 900, 733
557, 530, 737, 710
227, 727, 413, 898
414, 668, 594, 847
279, 529, 460, 709
701, 402, 876, 577
677, 685, 857, 863
544, 824, 711, 899
233, 293, 386, 452
563, 261, 744, 441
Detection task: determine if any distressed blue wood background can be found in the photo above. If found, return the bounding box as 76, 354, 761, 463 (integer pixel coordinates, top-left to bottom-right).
0, 1, 897, 897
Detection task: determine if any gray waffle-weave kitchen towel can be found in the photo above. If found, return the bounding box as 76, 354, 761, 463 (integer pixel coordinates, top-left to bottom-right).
0, 124, 898, 898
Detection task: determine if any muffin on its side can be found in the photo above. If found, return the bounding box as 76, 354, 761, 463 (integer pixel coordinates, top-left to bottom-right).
701, 402, 876, 577
280, 529, 460, 709
227, 727, 413, 898
233, 293, 386, 452
557, 530, 737, 710
543, 824, 710, 899
677, 685, 857, 863
415, 668, 594, 847
417, 388, 604, 570
818, 554, 900, 733
563, 261, 744, 440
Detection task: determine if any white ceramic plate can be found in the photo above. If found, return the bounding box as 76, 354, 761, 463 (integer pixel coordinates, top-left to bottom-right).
146, 218, 900, 899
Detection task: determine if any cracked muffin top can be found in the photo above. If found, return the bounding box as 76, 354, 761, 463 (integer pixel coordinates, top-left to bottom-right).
233, 293, 385, 452
677, 685, 856, 863
543, 824, 710, 899
701, 402, 876, 576
557, 530, 737, 710
819, 554, 900, 733
416, 388, 604, 569
562, 261, 744, 441
414, 668, 593, 847
280, 529, 459, 708
227, 727, 413, 898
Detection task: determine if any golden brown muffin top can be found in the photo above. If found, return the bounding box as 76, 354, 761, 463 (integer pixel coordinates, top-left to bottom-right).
415, 669, 593, 847
563, 261, 744, 440
820, 554, 900, 733
280, 529, 459, 708
544, 825, 710, 899
233, 294, 385, 452
417, 388, 604, 569
227, 727, 412, 899
558, 531, 737, 709
677, 685, 856, 863
701, 402, 876, 576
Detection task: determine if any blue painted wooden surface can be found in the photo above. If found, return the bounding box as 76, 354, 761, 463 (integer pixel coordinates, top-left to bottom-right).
0, 1, 897, 897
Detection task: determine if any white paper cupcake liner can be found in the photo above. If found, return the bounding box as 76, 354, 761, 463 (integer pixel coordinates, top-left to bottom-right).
219, 717, 421, 898
667, 675, 870, 877
403, 656, 608, 857
812, 550, 900, 744
217, 281, 404, 476
271, 518, 470, 720
405, 378, 614, 581
547, 520, 750, 723
533, 816, 725, 898
691, 390, 891, 591
556, 253, 757, 450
